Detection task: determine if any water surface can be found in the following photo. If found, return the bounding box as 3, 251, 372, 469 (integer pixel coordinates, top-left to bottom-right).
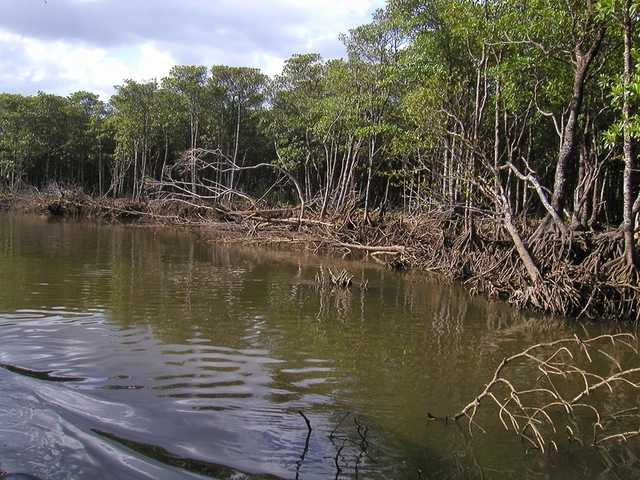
0, 213, 637, 479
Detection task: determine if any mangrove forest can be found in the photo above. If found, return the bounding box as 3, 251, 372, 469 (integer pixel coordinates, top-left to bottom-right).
1, 0, 640, 321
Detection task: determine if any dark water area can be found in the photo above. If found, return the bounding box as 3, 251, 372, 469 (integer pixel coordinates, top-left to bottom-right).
0, 213, 638, 479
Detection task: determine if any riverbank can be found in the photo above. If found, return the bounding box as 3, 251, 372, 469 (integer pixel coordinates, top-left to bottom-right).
1, 190, 638, 321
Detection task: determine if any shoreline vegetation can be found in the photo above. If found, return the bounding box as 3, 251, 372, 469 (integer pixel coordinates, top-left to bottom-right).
1, 3, 639, 321
1, 187, 638, 322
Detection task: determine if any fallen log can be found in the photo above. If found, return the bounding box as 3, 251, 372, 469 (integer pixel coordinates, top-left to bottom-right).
332, 242, 405, 254
248, 216, 335, 227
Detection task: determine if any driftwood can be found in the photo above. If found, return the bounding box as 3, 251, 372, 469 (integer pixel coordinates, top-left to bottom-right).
248, 216, 335, 227
454, 334, 640, 453
315, 267, 355, 290
332, 242, 405, 254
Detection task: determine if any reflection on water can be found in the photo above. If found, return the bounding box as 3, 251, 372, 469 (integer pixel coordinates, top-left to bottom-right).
0, 213, 638, 479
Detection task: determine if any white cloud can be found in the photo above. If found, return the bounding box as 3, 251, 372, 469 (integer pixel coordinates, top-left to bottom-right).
255, 54, 286, 79
0, 0, 385, 99
136, 43, 176, 82
0, 30, 146, 99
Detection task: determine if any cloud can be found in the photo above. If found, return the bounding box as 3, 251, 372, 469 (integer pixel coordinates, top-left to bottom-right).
0, 0, 385, 99
0, 31, 161, 99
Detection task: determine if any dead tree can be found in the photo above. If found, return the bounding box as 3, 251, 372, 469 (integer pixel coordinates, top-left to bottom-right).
151, 148, 306, 220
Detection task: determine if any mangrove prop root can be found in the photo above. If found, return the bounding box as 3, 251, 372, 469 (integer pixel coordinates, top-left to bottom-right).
10, 190, 640, 321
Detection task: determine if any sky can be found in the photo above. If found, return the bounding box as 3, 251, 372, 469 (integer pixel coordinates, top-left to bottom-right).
0, 0, 385, 100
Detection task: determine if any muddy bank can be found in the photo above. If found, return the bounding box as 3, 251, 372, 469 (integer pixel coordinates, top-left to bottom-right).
1, 190, 637, 322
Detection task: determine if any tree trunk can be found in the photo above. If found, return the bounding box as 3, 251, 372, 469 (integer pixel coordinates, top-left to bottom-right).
363, 136, 376, 224
621, 3, 638, 267
502, 197, 542, 284
550, 26, 605, 216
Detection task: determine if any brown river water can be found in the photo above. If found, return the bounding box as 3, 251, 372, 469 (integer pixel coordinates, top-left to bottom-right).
0, 213, 638, 479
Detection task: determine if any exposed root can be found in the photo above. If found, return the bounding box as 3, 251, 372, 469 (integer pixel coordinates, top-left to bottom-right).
314, 267, 369, 291
3, 190, 639, 321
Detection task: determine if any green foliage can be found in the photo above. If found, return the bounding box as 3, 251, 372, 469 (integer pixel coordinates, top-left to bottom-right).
206, 65, 268, 159
599, 1, 640, 149
0, 94, 37, 187
0, 0, 635, 235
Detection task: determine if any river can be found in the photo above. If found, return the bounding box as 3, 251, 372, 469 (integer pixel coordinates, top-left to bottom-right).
0, 213, 638, 479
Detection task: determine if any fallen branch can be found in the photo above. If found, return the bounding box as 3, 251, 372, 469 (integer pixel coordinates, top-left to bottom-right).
453, 334, 640, 452
298, 411, 312, 432
332, 242, 405, 254
315, 267, 354, 289
248, 216, 335, 227
296, 411, 312, 480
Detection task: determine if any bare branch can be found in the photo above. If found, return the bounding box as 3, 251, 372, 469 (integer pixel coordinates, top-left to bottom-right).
151, 148, 306, 219
453, 334, 640, 451
506, 160, 569, 236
